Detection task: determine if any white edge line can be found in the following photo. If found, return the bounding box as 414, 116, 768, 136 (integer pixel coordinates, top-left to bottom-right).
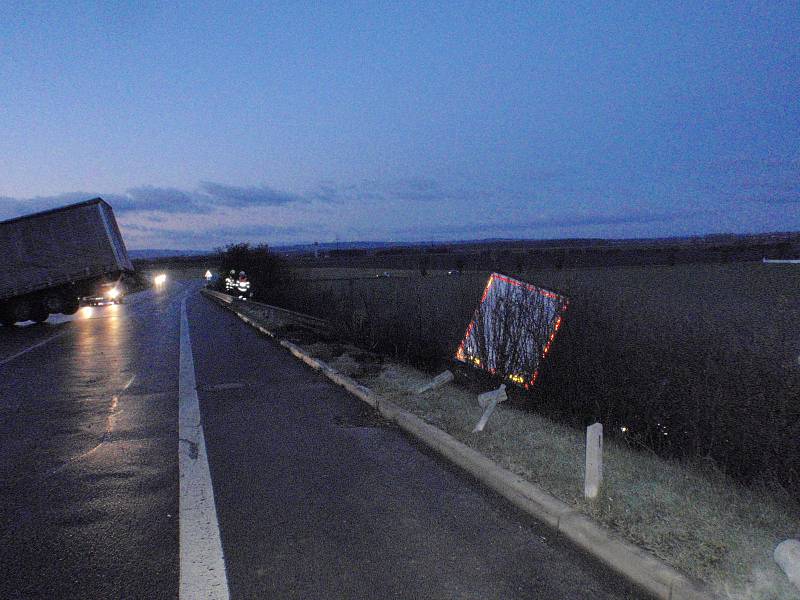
0, 330, 69, 368
179, 297, 230, 600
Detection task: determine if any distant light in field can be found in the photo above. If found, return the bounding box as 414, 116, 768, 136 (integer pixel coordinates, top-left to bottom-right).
621, 426, 628, 433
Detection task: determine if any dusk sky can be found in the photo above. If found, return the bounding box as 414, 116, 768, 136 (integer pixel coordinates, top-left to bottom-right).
1, 2, 798, 249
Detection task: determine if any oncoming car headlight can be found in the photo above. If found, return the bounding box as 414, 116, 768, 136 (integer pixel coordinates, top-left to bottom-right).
106, 287, 120, 300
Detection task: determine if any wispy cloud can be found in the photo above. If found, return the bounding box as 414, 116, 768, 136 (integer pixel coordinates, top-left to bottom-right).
704, 157, 800, 205
198, 182, 304, 207
122, 221, 306, 249
0, 180, 312, 220
3, 171, 791, 251
388, 208, 715, 239
121, 186, 213, 213
304, 178, 460, 204
0, 192, 98, 219
391, 178, 450, 202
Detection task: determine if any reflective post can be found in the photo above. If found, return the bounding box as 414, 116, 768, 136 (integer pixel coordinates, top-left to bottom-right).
585, 422, 603, 499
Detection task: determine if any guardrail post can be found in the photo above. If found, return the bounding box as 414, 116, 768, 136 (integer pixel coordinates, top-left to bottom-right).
416, 370, 454, 394
775, 539, 800, 592
585, 422, 603, 499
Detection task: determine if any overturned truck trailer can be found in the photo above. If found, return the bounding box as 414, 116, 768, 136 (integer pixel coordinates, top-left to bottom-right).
0, 198, 133, 325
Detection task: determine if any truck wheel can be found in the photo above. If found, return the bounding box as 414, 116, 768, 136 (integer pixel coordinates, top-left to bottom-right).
61, 296, 80, 315
30, 304, 49, 324
0, 309, 14, 326
9, 299, 31, 323
43, 294, 63, 313
0, 303, 14, 326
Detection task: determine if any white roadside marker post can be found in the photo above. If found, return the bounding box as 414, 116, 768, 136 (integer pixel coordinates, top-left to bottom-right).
775, 539, 800, 592
416, 370, 454, 394
584, 422, 603, 499
472, 384, 507, 433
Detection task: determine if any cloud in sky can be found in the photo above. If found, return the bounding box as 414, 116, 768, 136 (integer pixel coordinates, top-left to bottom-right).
304, 178, 457, 204
387, 208, 718, 240
1, 171, 798, 250
123, 221, 306, 249
0, 181, 311, 220
198, 182, 304, 207
121, 186, 212, 213
704, 158, 800, 205
1, 3, 798, 250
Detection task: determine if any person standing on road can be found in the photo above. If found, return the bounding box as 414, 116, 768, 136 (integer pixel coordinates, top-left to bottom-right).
236, 271, 251, 299
225, 270, 236, 293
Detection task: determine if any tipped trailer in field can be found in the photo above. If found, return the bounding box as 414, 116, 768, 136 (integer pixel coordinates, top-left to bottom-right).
0, 198, 133, 325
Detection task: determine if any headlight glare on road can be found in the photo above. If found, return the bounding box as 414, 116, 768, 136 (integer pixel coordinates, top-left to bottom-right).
154, 273, 167, 286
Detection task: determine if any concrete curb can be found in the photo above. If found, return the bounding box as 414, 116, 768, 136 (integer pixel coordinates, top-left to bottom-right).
201, 289, 718, 600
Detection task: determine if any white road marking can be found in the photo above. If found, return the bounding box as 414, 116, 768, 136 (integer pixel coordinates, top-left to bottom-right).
46, 374, 137, 476
179, 297, 230, 600
0, 330, 69, 368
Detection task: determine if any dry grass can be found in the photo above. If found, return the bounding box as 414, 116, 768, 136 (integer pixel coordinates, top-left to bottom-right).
297, 346, 800, 600
277, 262, 800, 495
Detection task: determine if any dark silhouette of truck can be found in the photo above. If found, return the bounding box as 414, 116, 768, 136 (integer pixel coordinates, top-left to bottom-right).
0, 198, 133, 326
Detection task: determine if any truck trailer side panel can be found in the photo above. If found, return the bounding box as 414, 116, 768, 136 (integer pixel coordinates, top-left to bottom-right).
0, 199, 133, 301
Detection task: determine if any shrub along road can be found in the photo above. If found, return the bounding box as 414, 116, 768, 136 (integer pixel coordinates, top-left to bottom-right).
0, 280, 644, 599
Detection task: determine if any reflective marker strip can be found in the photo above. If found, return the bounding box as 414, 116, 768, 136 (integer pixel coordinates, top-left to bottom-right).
179, 297, 230, 600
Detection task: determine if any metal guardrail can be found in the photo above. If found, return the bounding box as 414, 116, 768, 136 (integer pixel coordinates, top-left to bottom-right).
201, 288, 332, 333
762, 258, 800, 264
203, 289, 233, 304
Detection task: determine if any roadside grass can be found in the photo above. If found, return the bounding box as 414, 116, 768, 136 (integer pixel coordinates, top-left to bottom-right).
294, 344, 800, 600
276, 263, 800, 496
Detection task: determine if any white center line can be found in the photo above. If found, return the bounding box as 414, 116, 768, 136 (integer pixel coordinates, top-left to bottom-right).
179, 297, 230, 600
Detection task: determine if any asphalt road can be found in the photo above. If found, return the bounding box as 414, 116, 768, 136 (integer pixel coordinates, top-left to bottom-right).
0, 280, 646, 599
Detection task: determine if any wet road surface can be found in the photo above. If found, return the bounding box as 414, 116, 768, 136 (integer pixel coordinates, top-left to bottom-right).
0, 280, 646, 599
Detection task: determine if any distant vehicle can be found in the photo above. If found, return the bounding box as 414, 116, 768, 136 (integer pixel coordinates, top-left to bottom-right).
0, 198, 133, 326
82, 281, 124, 306
376, 271, 391, 278
448, 269, 461, 276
